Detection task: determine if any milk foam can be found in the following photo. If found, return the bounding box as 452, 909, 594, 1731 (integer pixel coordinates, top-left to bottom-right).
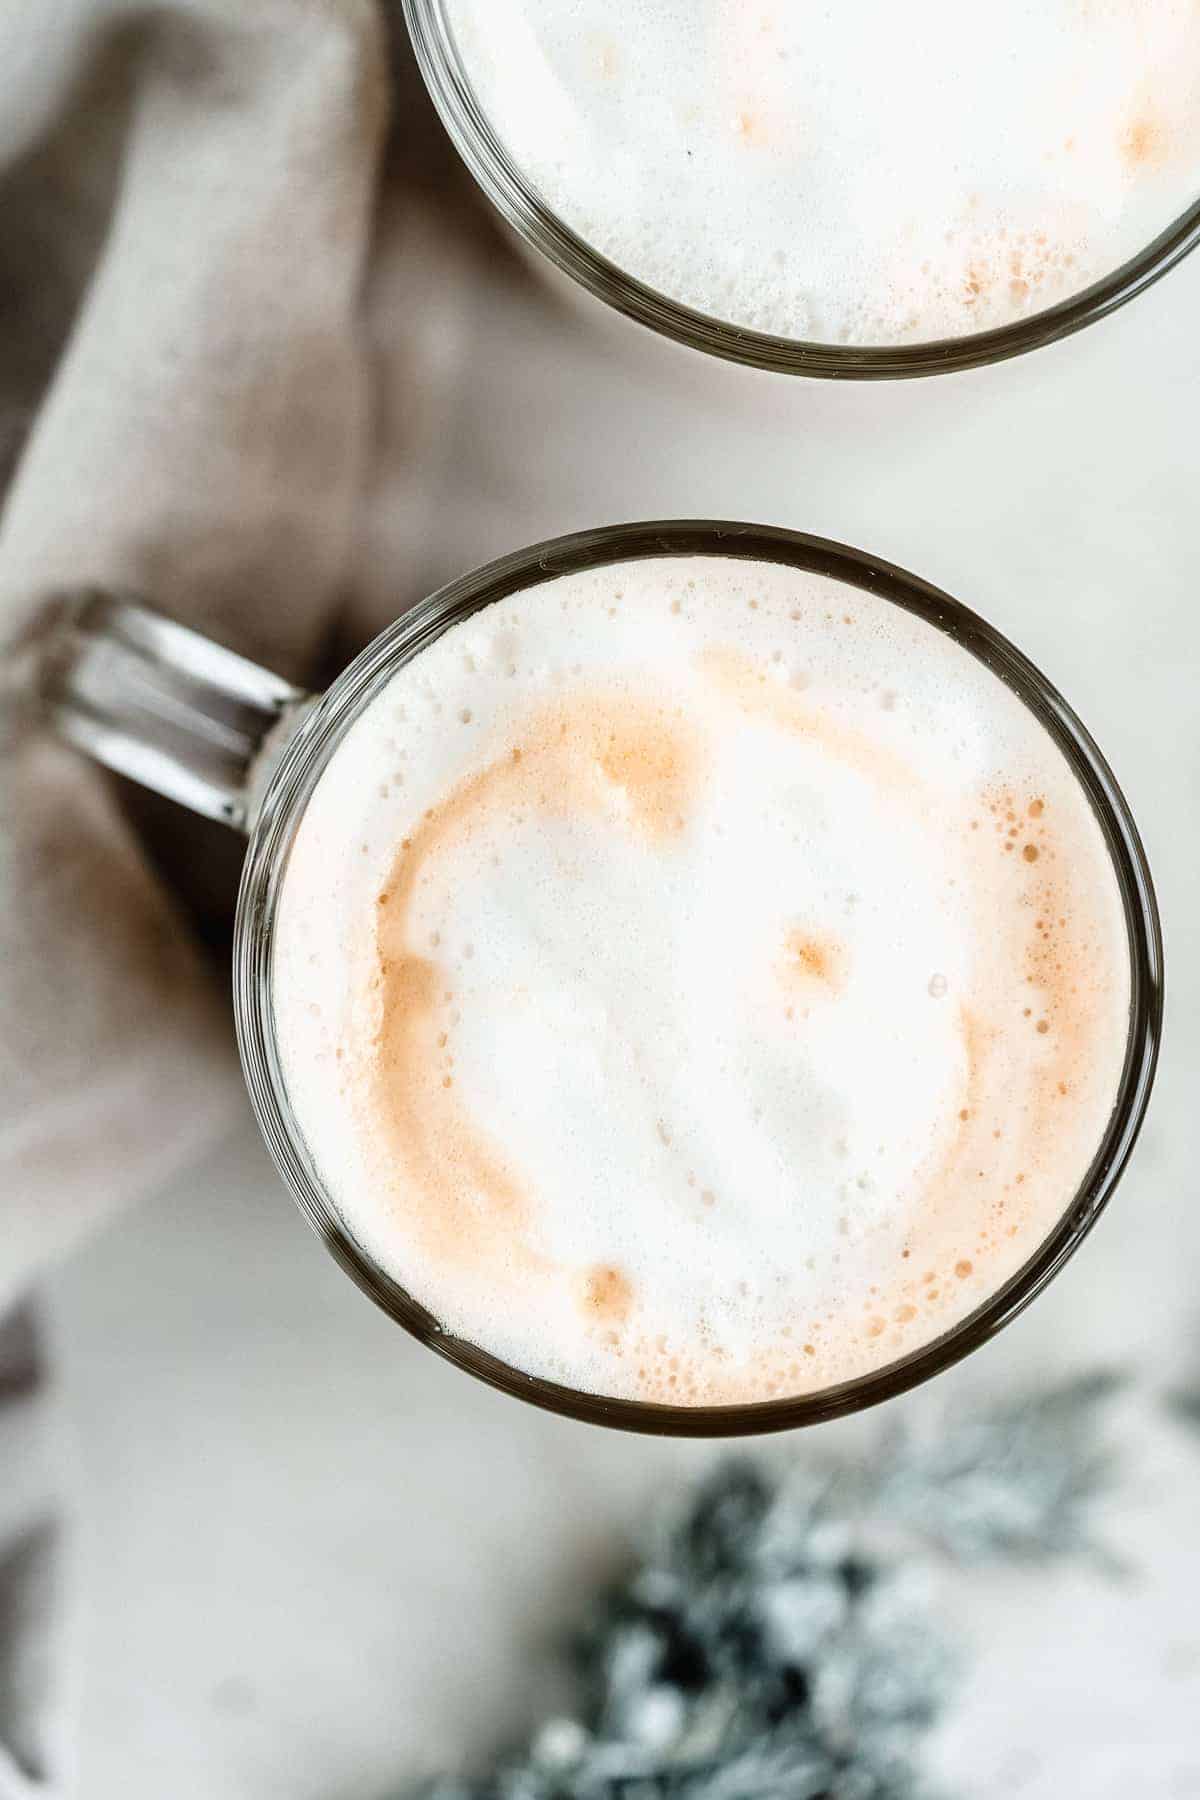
442, 0, 1200, 345
273, 556, 1131, 1405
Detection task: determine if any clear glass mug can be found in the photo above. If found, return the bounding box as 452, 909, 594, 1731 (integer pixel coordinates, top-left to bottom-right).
37, 521, 1163, 1434
402, 0, 1200, 379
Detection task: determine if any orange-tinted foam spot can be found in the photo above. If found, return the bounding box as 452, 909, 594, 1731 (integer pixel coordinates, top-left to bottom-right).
580, 1263, 633, 1325
592, 710, 697, 838
733, 107, 770, 146
1121, 112, 1168, 171
780, 928, 846, 993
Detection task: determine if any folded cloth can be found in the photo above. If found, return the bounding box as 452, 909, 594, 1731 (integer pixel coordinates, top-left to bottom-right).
0, 5, 388, 1790
0, 0, 388, 1314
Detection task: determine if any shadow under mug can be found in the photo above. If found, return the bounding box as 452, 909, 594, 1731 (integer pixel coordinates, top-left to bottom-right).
402, 0, 1200, 380
39, 521, 1162, 1434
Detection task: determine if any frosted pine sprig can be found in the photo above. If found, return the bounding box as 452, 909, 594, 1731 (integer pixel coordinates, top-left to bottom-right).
421, 1376, 1120, 1800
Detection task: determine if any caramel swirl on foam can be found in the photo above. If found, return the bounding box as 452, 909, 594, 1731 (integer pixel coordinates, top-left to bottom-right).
368, 694, 702, 1304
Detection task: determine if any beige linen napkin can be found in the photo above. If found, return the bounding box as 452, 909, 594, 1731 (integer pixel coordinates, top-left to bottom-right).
0, 0, 388, 1317
0, 8, 387, 1792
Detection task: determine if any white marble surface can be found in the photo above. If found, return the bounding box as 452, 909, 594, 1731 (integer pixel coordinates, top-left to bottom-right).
46, 245, 1200, 1797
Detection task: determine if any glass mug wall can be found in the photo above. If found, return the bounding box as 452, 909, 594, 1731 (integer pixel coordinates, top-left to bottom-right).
402, 0, 1200, 378
37, 523, 1162, 1434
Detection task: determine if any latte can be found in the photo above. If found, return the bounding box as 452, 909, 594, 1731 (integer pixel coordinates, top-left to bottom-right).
443, 0, 1200, 344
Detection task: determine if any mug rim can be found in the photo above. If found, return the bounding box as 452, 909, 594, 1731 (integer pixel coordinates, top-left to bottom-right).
401, 0, 1200, 380
233, 519, 1163, 1437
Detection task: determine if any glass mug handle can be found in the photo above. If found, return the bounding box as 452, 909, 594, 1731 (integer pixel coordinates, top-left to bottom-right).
36, 589, 316, 833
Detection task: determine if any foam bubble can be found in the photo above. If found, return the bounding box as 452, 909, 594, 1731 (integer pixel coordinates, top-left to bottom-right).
274, 557, 1131, 1404
444, 0, 1200, 344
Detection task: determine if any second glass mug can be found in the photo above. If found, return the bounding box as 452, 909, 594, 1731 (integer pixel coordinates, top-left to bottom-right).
402, 0, 1200, 379
39, 521, 1162, 1434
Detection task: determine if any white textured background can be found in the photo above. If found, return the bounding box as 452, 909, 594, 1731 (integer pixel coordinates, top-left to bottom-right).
46, 243, 1200, 1798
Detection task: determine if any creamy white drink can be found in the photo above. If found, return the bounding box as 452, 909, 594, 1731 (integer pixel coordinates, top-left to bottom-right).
273, 556, 1130, 1404
442, 0, 1200, 344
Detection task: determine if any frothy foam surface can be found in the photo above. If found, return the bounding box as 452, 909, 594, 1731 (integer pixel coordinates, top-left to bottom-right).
273, 556, 1131, 1405
443, 0, 1200, 344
